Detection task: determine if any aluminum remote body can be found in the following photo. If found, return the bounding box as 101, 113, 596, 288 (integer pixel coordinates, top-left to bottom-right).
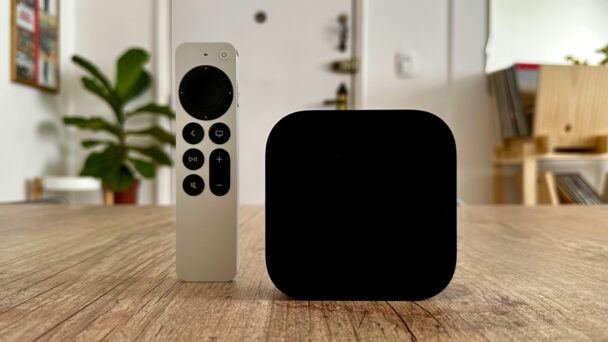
175, 42, 238, 281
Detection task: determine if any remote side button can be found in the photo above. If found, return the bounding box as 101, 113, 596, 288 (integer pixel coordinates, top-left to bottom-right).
183, 122, 204, 144
182, 149, 205, 170
209, 123, 231, 145
183, 174, 205, 196
210, 149, 230, 196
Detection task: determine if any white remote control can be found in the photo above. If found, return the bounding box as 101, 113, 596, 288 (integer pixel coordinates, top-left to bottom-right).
175, 42, 238, 281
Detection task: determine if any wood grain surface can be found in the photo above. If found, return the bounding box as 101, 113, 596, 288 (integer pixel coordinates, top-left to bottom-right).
0, 205, 607, 341
535, 65, 608, 149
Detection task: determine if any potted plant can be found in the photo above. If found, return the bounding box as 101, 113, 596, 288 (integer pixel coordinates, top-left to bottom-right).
63, 48, 175, 204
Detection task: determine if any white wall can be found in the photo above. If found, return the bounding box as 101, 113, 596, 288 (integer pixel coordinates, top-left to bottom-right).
487, 0, 608, 71
0, 0, 163, 203
361, 0, 451, 122
0, 0, 74, 202
361, 0, 497, 203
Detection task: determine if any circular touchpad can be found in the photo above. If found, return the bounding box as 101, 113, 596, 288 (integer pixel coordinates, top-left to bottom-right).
179, 65, 233, 121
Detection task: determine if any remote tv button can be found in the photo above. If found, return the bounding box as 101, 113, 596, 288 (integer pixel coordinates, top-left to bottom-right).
209, 123, 231, 144
183, 174, 204, 196
210, 149, 230, 196
183, 122, 204, 144
182, 149, 205, 170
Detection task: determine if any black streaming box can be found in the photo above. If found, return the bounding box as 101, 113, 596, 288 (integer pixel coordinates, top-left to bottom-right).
265, 110, 456, 300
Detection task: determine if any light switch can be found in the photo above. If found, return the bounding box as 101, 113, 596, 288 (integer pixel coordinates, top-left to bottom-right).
395, 52, 415, 78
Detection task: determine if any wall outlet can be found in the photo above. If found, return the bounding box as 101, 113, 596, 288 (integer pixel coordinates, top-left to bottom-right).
395, 52, 416, 78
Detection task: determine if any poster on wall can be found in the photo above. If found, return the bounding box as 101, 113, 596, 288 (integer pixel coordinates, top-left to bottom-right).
11, 0, 60, 92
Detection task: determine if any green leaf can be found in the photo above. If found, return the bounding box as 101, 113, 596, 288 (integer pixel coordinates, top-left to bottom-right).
80, 77, 123, 120
115, 48, 150, 102
80, 152, 106, 179
126, 103, 176, 120
63, 116, 122, 137
81, 139, 114, 148
81, 77, 112, 104
122, 72, 151, 103
80, 144, 124, 179
127, 125, 176, 146
105, 165, 135, 192
79, 145, 134, 192
129, 158, 156, 178
72, 55, 112, 91
129, 145, 172, 166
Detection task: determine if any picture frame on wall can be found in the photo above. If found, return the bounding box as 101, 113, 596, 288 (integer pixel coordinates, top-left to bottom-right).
11, 0, 60, 92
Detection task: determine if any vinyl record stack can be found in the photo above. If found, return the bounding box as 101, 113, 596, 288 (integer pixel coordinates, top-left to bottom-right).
488, 64, 539, 139
552, 173, 604, 205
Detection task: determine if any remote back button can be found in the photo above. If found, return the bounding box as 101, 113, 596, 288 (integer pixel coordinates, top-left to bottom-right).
183, 122, 204, 144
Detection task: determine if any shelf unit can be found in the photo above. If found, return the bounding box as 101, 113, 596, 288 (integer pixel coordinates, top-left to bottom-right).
492, 65, 608, 205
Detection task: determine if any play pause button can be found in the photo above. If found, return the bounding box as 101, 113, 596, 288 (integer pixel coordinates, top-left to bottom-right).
182, 148, 204, 170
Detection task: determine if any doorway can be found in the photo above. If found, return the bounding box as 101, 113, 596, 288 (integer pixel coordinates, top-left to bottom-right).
171, 0, 358, 204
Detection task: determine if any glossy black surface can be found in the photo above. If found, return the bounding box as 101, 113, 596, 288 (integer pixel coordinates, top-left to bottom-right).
209, 149, 230, 196
179, 65, 233, 121
209, 122, 231, 145
183, 174, 205, 196
182, 122, 204, 144
265, 110, 456, 300
182, 148, 204, 170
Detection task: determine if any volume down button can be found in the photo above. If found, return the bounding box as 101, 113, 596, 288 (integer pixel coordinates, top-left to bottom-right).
210, 149, 230, 196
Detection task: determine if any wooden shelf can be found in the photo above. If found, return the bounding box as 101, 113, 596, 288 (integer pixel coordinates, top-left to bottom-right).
494, 152, 608, 165
493, 140, 608, 205
493, 147, 608, 206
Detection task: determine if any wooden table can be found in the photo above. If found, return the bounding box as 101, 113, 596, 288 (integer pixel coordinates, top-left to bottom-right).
0, 205, 607, 340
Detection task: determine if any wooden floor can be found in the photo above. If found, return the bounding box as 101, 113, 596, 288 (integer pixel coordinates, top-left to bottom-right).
0, 205, 607, 341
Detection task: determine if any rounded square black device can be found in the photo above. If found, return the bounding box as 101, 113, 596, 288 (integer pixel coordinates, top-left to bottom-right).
265, 110, 456, 300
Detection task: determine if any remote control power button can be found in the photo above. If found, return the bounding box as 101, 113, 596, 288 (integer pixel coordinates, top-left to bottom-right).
219, 50, 230, 60
209, 123, 231, 144
183, 122, 204, 144
210, 149, 230, 196
182, 149, 204, 170
183, 174, 204, 196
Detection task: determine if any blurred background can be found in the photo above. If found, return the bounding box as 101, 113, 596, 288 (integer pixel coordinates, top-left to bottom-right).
2, 0, 608, 206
